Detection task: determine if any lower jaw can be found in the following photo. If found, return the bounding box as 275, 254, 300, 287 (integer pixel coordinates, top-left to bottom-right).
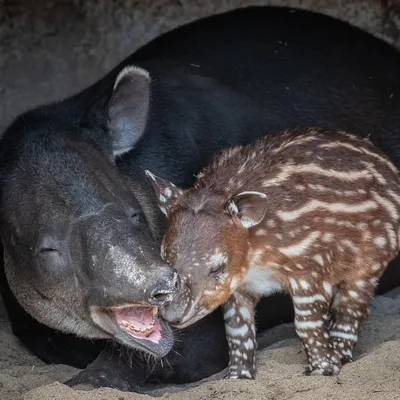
91, 306, 174, 357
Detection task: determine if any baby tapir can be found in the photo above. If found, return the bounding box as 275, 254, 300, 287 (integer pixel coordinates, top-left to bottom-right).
145, 128, 400, 378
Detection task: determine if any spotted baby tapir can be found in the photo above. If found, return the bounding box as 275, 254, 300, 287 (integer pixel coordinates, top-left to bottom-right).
145, 128, 400, 378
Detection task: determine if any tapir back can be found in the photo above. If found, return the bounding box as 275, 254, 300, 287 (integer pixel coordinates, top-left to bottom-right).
196, 128, 400, 271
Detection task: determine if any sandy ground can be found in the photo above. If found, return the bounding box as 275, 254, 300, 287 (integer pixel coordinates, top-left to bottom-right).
1, 1, 400, 400
1, 289, 399, 400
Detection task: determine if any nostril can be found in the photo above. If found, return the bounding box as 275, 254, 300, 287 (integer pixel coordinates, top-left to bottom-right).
152, 292, 170, 303
174, 274, 181, 291
149, 287, 172, 305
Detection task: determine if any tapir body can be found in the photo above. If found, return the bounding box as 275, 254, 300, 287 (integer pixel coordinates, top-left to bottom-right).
150, 128, 400, 378
1, 6, 400, 392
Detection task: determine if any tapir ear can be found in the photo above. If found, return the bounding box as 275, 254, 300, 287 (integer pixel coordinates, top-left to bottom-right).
108, 66, 151, 158
145, 170, 183, 217
226, 191, 268, 228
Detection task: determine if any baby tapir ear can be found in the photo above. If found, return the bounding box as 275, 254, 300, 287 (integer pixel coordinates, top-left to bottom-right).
227, 191, 268, 228
145, 170, 183, 217
108, 66, 151, 158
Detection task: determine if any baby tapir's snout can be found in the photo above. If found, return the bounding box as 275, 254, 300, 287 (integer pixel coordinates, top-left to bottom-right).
160, 295, 187, 326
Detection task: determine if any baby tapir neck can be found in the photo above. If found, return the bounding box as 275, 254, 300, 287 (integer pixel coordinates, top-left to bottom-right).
147, 127, 400, 378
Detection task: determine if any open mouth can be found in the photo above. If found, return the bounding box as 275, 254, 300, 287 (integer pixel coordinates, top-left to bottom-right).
113, 306, 161, 343
92, 305, 174, 357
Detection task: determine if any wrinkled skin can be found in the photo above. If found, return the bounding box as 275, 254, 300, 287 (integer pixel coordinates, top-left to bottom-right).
1, 6, 400, 392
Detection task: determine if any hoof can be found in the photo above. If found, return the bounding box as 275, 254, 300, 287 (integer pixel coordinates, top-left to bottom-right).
307, 361, 341, 377
340, 355, 354, 365
65, 368, 143, 393
225, 368, 255, 380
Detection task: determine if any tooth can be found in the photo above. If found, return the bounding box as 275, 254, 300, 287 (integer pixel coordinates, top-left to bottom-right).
122, 320, 130, 328
151, 308, 158, 316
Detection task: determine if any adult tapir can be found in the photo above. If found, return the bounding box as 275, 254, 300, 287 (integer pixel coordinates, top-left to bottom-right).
1, 5, 400, 392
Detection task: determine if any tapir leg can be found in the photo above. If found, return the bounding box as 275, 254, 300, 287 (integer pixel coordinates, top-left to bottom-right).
66, 309, 229, 390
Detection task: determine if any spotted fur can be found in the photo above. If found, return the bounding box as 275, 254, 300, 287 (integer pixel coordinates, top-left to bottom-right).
147, 128, 400, 378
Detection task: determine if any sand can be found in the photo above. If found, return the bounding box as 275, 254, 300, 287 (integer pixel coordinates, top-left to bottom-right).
1, 1, 400, 400
0, 289, 398, 400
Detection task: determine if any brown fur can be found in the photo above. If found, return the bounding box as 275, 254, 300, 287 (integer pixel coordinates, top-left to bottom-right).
147, 128, 400, 378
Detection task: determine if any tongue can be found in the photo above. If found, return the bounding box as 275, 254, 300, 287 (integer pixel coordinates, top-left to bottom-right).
113, 306, 162, 344
114, 307, 155, 328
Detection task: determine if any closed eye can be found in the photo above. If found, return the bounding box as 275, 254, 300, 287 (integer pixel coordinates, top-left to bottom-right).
35, 245, 61, 257
209, 263, 225, 276
37, 247, 60, 256
39, 247, 58, 253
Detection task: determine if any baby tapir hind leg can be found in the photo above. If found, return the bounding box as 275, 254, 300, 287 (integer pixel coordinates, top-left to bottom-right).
289, 276, 341, 376
223, 292, 257, 379
329, 274, 381, 364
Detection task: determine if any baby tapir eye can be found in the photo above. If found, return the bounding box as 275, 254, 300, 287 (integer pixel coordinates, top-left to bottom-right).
208, 262, 225, 276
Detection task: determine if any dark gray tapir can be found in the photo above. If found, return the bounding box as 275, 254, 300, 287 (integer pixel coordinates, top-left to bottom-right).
1, 6, 400, 392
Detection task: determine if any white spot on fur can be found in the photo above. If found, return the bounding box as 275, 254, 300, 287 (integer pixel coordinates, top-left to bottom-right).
322, 232, 334, 242
385, 222, 398, 250
244, 338, 254, 350
289, 278, 299, 291
330, 331, 358, 342
371, 263, 381, 272
230, 277, 240, 290
374, 236, 387, 248
277, 199, 378, 222
371, 191, 399, 220
295, 320, 324, 329
323, 282, 332, 296
279, 231, 321, 257
239, 307, 251, 320
159, 206, 167, 216
292, 294, 326, 304
294, 307, 312, 316
210, 253, 228, 266
226, 324, 249, 337
299, 280, 310, 290
224, 308, 235, 320
313, 254, 324, 266
341, 239, 359, 253
296, 330, 309, 338
164, 187, 172, 198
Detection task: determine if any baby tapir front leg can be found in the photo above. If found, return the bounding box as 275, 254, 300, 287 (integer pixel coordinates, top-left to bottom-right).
288, 273, 341, 376
223, 292, 257, 379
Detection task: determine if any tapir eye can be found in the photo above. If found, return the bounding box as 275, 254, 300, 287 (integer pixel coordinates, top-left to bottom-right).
208, 263, 225, 276
39, 247, 59, 254
130, 210, 144, 225
35, 236, 61, 257
36, 247, 61, 258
